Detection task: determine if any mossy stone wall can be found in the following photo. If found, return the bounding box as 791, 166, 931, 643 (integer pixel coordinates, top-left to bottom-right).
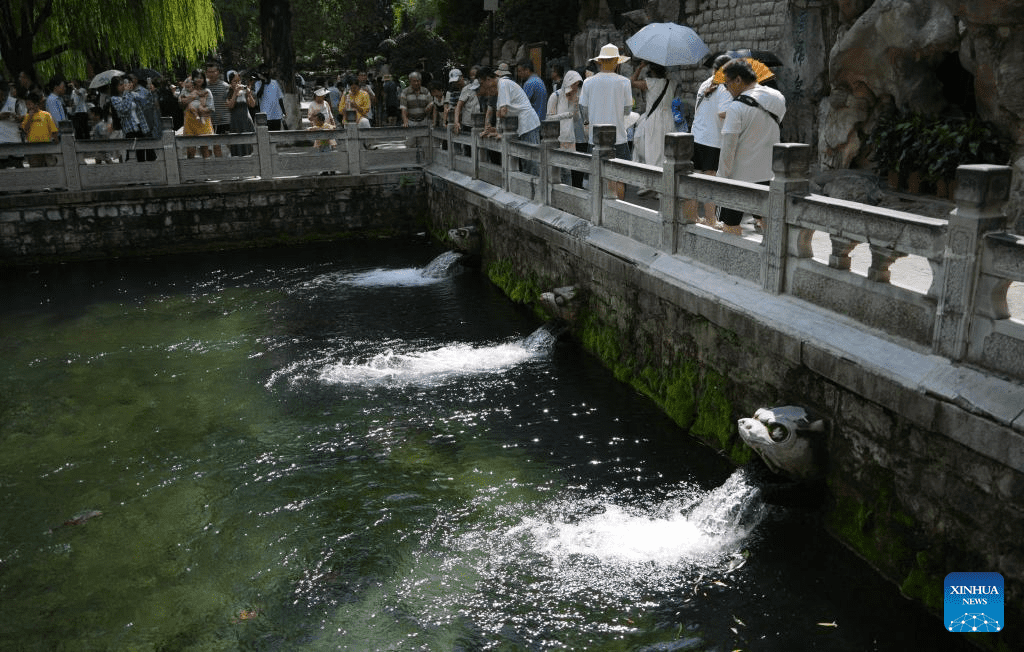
427, 171, 1024, 650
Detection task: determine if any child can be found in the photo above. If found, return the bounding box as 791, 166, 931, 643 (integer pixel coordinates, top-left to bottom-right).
20, 91, 58, 167
307, 112, 336, 152
88, 105, 115, 163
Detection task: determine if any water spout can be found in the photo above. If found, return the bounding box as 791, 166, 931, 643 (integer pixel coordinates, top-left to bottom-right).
421, 251, 465, 278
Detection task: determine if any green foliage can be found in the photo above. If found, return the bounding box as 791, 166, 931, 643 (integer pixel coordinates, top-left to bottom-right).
382, 27, 454, 79
1, 0, 222, 82
491, 0, 580, 58
435, 0, 487, 62
866, 108, 1011, 180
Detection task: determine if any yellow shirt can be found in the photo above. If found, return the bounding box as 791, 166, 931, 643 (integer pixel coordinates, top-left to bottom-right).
21, 110, 58, 143
339, 90, 370, 124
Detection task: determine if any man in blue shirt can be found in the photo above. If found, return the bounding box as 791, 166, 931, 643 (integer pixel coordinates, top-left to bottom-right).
45, 76, 67, 124
516, 60, 546, 122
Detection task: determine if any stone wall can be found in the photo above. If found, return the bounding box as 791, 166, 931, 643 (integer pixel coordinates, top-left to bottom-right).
0, 173, 428, 265
426, 168, 1024, 650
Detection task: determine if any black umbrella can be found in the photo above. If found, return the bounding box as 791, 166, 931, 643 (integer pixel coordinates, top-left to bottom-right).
703, 49, 784, 68
134, 68, 163, 82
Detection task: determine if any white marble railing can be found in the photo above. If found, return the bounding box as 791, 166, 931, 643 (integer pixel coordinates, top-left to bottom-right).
0, 113, 425, 192
3, 109, 1022, 379
430, 117, 1024, 381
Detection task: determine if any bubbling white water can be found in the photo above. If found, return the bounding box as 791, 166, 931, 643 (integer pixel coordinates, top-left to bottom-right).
267, 326, 560, 389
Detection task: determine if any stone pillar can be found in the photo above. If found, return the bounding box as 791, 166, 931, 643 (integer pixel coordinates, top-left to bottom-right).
344, 109, 361, 174
160, 117, 180, 186
446, 114, 456, 172
867, 245, 905, 283
660, 133, 694, 253
255, 113, 274, 179
471, 112, 485, 180
540, 119, 560, 205
57, 120, 81, 192
932, 164, 1014, 360
591, 125, 616, 227
500, 115, 518, 192
764, 144, 810, 294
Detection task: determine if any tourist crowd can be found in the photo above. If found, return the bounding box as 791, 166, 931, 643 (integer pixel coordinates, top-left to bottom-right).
2, 45, 784, 231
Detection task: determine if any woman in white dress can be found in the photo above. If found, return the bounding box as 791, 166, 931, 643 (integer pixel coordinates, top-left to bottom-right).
630, 61, 677, 197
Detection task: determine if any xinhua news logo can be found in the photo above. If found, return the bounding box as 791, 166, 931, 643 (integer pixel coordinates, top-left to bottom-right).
945, 572, 1003, 633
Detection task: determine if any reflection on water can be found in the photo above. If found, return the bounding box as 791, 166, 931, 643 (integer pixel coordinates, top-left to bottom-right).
0, 240, 967, 651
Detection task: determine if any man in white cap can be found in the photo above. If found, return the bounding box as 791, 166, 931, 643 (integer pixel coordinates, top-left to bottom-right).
444, 68, 463, 127
308, 86, 336, 128
579, 43, 633, 199
453, 67, 480, 135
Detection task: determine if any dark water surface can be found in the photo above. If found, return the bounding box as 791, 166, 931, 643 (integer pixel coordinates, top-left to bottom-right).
0, 239, 967, 651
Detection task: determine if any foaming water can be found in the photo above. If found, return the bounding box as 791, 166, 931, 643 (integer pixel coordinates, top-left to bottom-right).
522, 470, 764, 567
300, 251, 464, 290
268, 325, 557, 389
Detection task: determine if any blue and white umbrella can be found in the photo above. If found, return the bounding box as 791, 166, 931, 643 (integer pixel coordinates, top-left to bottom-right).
626, 23, 710, 67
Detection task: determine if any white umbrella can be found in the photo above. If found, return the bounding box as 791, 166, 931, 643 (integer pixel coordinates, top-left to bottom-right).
626, 23, 709, 67
89, 69, 125, 89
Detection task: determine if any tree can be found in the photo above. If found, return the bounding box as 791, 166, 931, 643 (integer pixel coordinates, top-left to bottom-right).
0, 0, 221, 83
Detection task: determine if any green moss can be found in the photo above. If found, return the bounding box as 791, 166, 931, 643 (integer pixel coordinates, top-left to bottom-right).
578, 314, 630, 382
690, 369, 749, 462
826, 489, 916, 579
629, 361, 699, 431
900, 551, 942, 613
486, 259, 542, 306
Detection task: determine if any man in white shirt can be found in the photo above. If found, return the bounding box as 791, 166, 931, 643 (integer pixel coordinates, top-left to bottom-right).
477, 65, 542, 174
1, 81, 26, 168
579, 43, 633, 199
716, 58, 787, 235
686, 54, 734, 225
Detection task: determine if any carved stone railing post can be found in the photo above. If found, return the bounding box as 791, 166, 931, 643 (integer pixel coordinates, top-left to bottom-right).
660, 133, 693, 253
590, 125, 616, 227
932, 164, 1014, 360
764, 143, 810, 294
828, 235, 858, 270
867, 245, 905, 283
471, 112, 485, 180
255, 113, 274, 179
540, 119, 560, 205
500, 115, 518, 191
344, 109, 361, 174
58, 120, 81, 191
447, 116, 456, 172
160, 117, 180, 185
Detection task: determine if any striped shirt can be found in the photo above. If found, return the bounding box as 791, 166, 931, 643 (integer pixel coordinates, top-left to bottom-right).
400, 86, 431, 122
208, 80, 231, 127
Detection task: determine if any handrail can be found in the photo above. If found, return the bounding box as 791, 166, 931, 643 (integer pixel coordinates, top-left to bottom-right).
3, 110, 1021, 379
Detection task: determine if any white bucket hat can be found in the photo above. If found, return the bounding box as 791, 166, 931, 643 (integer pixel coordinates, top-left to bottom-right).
592, 43, 630, 64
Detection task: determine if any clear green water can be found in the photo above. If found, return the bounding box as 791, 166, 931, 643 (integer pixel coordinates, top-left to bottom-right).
0, 240, 964, 651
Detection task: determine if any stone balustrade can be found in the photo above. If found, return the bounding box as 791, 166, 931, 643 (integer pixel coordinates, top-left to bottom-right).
0, 114, 425, 192
3, 111, 1022, 380
430, 118, 1024, 382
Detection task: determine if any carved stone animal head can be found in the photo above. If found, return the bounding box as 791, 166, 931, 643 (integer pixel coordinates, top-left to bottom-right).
737, 406, 827, 481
